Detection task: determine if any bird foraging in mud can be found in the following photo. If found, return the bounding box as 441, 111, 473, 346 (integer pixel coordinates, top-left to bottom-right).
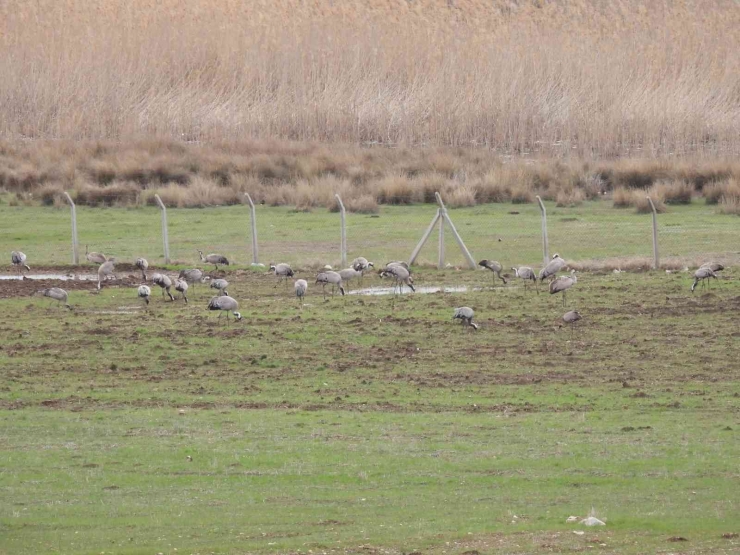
453, 307, 478, 330
209, 278, 229, 296
199, 250, 229, 270
512, 266, 537, 292
85, 245, 108, 265
37, 287, 71, 309
97, 259, 116, 290
294, 279, 308, 306
175, 279, 189, 303
379, 264, 415, 294
269, 263, 294, 287
135, 258, 149, 280
207, 295, 242, 323
479, 259, 506, 285
11, 251, 30, 274
316, 271, 345, 299
691, 267, 718, 292
151, 273, 175, 301
137, 284, 151, 305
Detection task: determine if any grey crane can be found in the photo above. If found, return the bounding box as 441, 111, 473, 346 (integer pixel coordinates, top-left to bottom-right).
539, 253, 567, 283
199, 250, 229, 270
85, 245, 108, 265
269, 263, 294, 287
316, 271, 345, 299
175, 278, 189, 303
210, 278, 229, 296
137, 284, 151, 305
479, 259, 507, 285
37, 287, 71, 309
352, 257, 375, 284
294, 279, 308, 306
339, 267, 362, 290
453, 307, 479, 330
11, 251, 30, 274
380, 264, 415, 294
386, 261, 410, 272
549, 269, 577, 306
562, 310, 582, 339
151, 273, 175, 301
178, 269, 210, 291
135, 257, 149, 280
207, 295, 242, 323
691, 267, 717, 292
700, 262, 724, 273
97, 259, 116, 290
512, 266, 537, 292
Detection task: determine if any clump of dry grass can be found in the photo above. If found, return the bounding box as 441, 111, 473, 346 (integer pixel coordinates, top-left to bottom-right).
555, 188, 585, 207
334, 194, 379, 214
704, 177, 740, 205
651, 180, 693, 205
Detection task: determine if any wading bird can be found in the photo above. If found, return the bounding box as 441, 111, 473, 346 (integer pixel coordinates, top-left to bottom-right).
175, 278, 189, 303
86, 245, 108, 265
539, 253, 567, 283
549, 270, 577, 307
137, 284, 151, 305
207, 295, 242, 323
691, 267, 717, 292
294, 279, 308, 306
316, 271, 345, 299
339, 267, 362, 290
97, 259, 116, 290
479, 259, 507, 285
135, 257, 149, 280
453, 307, 479, 330
512, 266, 537, 292
37, 287, 71, 309
151, 273, 175, 301
210, 278, 229, 296
11, 251, 30, 274
352, 257, 374, 284
380, 264, 415, 294
269, 263, 294, 287
198, 250, 229, 270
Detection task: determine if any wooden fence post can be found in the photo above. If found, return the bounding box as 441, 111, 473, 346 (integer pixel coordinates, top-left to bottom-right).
438, 209, 445, 269
154, 194, 170, 264
245, 193, 259, 265
435, 192, 477, 269
62, 192, 79, 264
536, 195, 549, 264
647, 196, 659, 269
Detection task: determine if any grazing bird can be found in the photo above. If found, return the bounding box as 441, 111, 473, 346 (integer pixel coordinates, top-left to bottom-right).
294, 279, 308, 306
207, 295, 242, 323
97, 259, 116, 290
175, 279, 189, 303
453, 307, 479, 330
338, 268, 362, 290
137, 284, 151, 305
198, 250, 229, 270
700, 262, 724, 273
151, 273, 175, 301
479, 259, 507, 285
512, 266, 537, 292
562, 310, 582, 339
539, 253, 567, 283
11, 251, 30, 274
549, 269, 577, 307
269, 263, 294, 287
352, 257, 375, 284
178, 269, 210, 290
386, 261, 410, 272
380, 264, 415, 294
316, 271, 345, 299
85, 245, 108, 265
38, 287, 71, 309
210, 278, 229, 296
135, 257, 149, 280
691, 267, 717, 292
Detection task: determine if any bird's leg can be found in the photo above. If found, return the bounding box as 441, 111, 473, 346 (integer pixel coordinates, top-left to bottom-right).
563, 291, 567, 307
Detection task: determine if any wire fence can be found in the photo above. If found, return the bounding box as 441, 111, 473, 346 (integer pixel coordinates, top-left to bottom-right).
9, 192, 739, 271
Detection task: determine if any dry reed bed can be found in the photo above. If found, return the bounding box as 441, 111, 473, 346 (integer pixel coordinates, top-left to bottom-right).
1, 1, 739, 155
2, 141, 740, 213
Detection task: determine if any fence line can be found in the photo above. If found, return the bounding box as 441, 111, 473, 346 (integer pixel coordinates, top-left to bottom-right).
536, 195, 549, 265
336, 194, 347, 268
63, 191, 79, 265
154, 194, 171, 264
647, 196, 659, 269
244, 193, 259, 265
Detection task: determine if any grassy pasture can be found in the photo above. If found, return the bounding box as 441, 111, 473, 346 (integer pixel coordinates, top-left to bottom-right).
0, 255, 739, 553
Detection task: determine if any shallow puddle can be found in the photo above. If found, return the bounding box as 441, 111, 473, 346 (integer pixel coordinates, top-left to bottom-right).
349, 285, 474, 296
0, 274, 98, 281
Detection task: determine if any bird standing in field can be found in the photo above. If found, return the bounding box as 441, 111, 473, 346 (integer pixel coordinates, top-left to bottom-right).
135, 257, 149, 280
539, 253, 567, 283
199, 250, 229, 271
339, 267, 362, 291
86, 245, 108, 265
316, 271, 345, 299
479, 259, 507, 285
210, 278, 229, 296
453, 307, 479, 330
11, 251, 30, 274
269, 263, 294, 287
512, 266, 537, 292
700, 262, 724, 274
97, 259, 116, 290
178, 269, 209, 291
352, 257, 375, 285
37, 287, 71, 309
175, 279, 189, 303
207, 295, 242, 323
137, 284, 151, 306
691, 267, 718, 292
151, 273, 175, 301
294, 279, 308, 307
562, 310, 581, 339
549, 269, 577, 307
380, 264, 415, 294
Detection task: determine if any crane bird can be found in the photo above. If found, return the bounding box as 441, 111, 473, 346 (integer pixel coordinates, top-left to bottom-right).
207, 295, 242, 323
380, 264, 415, 294
210, 278, 229, 296
97, 259, 116, 290
479, 259, 507, 285
11, 251, 30, 274
539, 253, 567, 283
269, 263, 294, 287
135, 257, 149, 280
352, 257, 375, 285
512, 266, 537, 292
178, 269, 210, 291
386, 261, 410, 272
294, 279, 308, 306
198, 250, 229, 270
691, 267, 718, 292
453, 307, 479, 330
137, 284, 151, 305
175, 278, 189, 303
151, 273, 175, 301
37, 287, 71, 309
85, 245, 108, 265
700, 262, 724, 273
339, 268, 362, 290
549, 269, 577, 307
316, 271, 345, 299
562, 310, 581, 339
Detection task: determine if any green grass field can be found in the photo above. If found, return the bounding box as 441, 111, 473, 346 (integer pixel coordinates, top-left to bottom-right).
1, 203, 739, 554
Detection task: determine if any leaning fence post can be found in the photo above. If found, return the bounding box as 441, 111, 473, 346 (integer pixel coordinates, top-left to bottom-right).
154, 194, 170, 264
438, 209, 445, 269
62, 192, 79, 264
335, 194, 347, 267
244, 193, 259, 265
535, 195, 549, 264
435, 192, 477, 269
409, 208, 442, 266
647, 196, 659, 269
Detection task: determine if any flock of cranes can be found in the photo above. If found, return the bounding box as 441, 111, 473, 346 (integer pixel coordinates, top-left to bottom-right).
8, 248, 727, 331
